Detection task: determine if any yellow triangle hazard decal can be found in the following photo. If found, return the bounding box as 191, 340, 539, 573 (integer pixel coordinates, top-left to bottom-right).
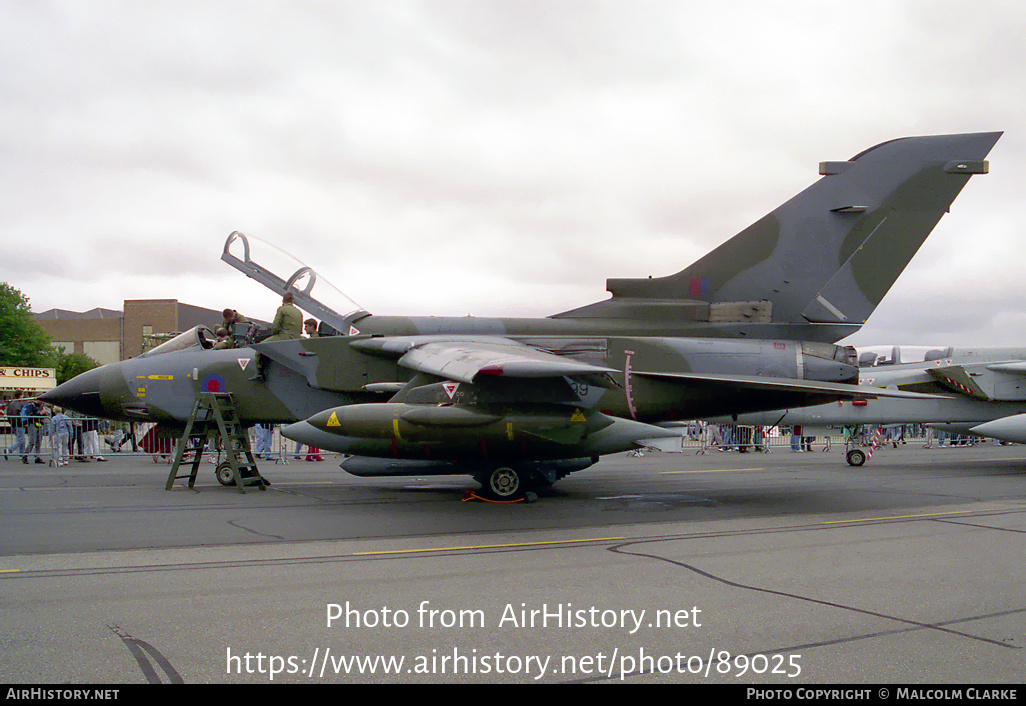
570, 408, 587, 423
327, 411, 340, 427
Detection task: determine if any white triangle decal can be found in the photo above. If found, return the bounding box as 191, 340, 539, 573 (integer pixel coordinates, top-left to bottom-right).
238, 358, 250, 370
349, 325, 360, 335
443, 382, 459, 399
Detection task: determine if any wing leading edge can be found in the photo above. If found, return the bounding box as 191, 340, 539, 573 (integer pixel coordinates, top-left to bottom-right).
350, 336, 619, 386
633, 370, 946, 401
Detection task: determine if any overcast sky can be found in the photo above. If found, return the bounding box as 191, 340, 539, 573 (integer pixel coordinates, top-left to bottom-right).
3, 1, 1024, 348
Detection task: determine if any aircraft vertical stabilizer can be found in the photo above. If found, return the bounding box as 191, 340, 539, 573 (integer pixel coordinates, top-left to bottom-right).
555, 132, 1001, 342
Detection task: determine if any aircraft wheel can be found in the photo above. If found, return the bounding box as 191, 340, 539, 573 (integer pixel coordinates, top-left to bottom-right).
846, 449, 867, 467
215, 461, 236, 486
485, 466, 524, 499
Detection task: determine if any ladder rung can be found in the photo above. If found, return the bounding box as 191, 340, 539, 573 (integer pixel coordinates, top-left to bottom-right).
166, 392, 267, 494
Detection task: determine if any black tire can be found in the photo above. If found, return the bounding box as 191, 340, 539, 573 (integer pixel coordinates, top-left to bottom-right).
216, 461, 236, 486
485, 466, 523, 499
846, 449, 867, 467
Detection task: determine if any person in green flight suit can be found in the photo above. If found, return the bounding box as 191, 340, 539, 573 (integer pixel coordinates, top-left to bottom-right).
251, 292, 303, 381
220, 308, 249, 348
303, 318, 318, 338
211, 327, 232, 350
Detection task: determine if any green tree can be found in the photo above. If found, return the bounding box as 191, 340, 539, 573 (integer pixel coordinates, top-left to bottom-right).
51, 346, 100, 385
0, 283, 54, 367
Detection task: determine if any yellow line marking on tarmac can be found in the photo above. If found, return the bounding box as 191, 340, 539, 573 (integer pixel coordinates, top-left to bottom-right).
0, 569, 21, 573
354, 537, 626, 556
823, 510, 973, 524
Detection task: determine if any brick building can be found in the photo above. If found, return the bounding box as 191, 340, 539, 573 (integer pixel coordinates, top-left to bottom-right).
34, 300, 264, 364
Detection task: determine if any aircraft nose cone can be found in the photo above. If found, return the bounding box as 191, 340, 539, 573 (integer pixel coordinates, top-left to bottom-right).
40, 367, 107, 417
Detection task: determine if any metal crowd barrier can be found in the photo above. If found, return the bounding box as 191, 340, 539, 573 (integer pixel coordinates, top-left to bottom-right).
2, 415, 980, 466
0, 415, 319, 466
638, 423, 936, 455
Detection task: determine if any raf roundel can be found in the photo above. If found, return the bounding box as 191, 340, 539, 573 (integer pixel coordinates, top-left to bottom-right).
202, 373, 227, 393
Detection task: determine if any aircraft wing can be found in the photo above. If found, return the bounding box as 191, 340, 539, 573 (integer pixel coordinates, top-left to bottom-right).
633, 371, 943, 400
247, 334, 617, 395
926, 362, 1026, 402
926, 365, 991, 400
351, 336, 620, 386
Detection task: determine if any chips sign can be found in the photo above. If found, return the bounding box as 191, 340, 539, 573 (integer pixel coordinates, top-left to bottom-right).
0, 368, 57, 392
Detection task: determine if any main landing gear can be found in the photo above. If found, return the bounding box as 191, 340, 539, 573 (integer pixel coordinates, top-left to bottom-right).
472, 465, 540, 503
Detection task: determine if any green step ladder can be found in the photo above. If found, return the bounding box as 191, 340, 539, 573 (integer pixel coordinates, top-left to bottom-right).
165, 392, 267, 493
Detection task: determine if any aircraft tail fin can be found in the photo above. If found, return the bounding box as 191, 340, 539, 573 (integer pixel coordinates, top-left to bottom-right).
555, 132, 1001, 341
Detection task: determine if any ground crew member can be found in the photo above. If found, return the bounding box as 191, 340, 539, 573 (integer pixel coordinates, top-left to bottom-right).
251, 293, 303, 381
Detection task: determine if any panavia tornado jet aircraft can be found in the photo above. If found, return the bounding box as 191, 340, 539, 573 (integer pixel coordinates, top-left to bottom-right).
43, 131, 1000, 497
720, 344, 1026, 465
